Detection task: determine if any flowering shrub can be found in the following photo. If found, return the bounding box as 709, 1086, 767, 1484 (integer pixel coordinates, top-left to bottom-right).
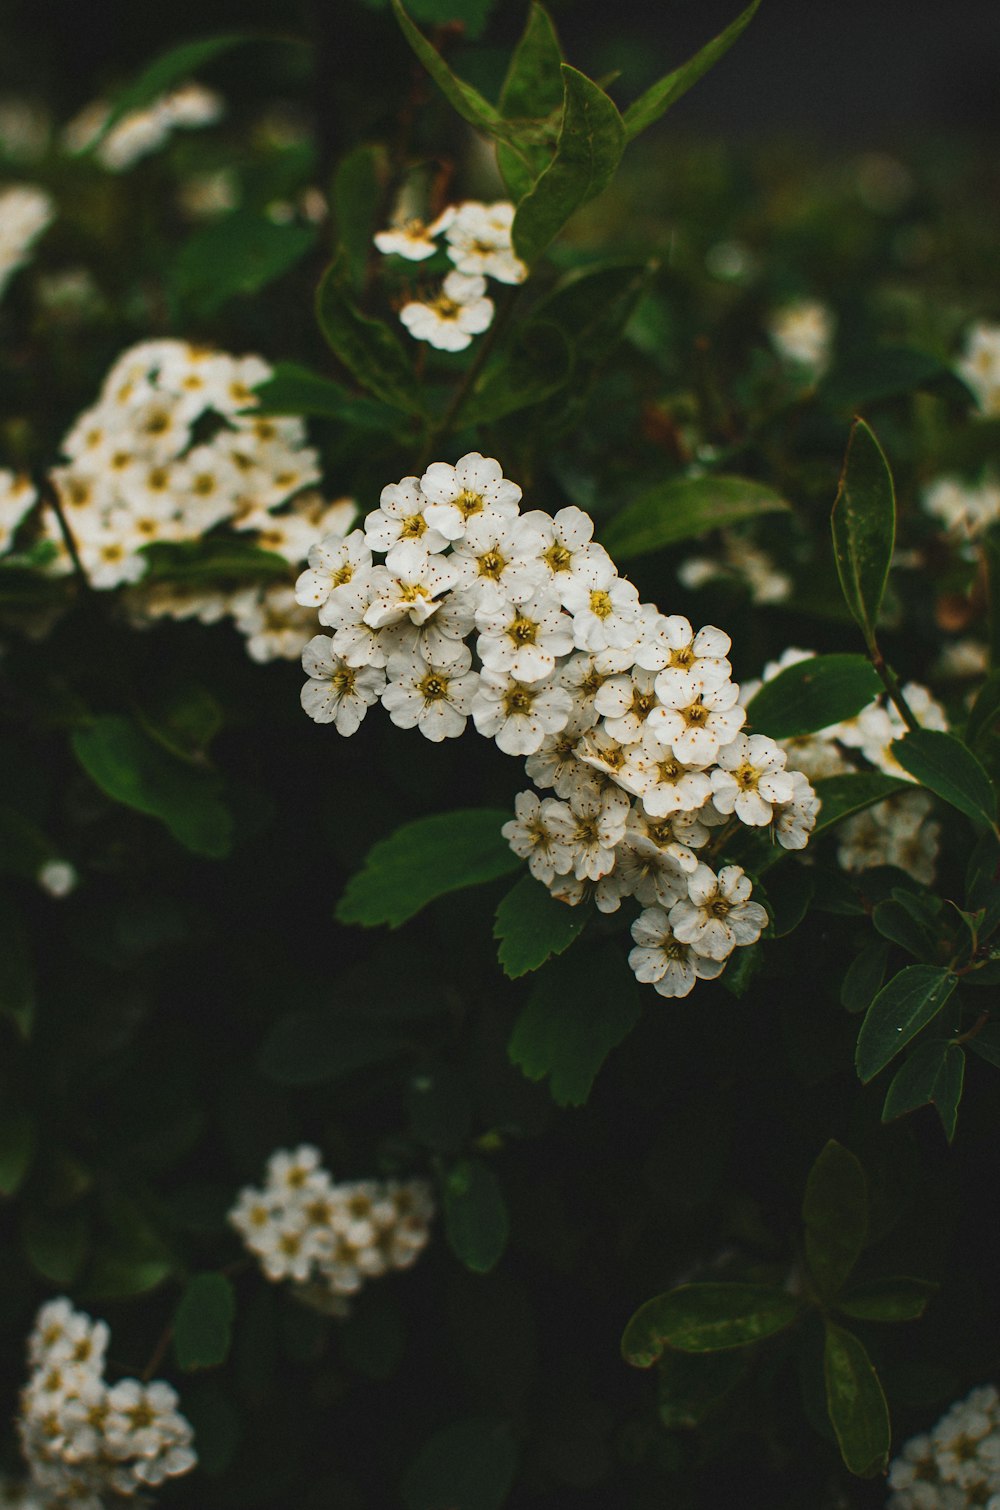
1, 2, 999, 1506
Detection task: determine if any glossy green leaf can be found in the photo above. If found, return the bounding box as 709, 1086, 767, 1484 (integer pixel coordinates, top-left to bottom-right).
333, 142, 387, 291
258, 1010, 412, 1086
830, 418, 896, 653
746, 655, 882, 741
21, 1207, 90, 1286
656, 1348, 750, 1429
622, 0, 761, 141
452, 322, 572, 428
140, 536, 290, 583
442, 1158, 509, 1274
174, 1273, 237, 1371
890, 729, 997, 830
837, 1276, 938, 1323
602, 474, 790, 562
855, 965, 958, 1084
93, 34, 258, 140
0, 1105, 35, 1197
0, 902, 35, 1039
809, 773, 910, 840
622, 1283, 802, 1366
84, 1194, 175, 1301
882, 1040, 966, 1142
840, 941, 891, 1015
336, 809, 519, 929
496, 4, 563, 198
966, 670, 1000, 752
871, 898, 940, 962
390, 0, 521, 142
823, 1320, 890, 1477
252, 362, 401, 430
72, 715, 233, 859
402, 1416, 519, 1510
316, 255, 425, 415
173, 212, 317, 315
493, 874, 588, 978
802, 1140, 867, 1301
512, 66, 625, 267
508, 943, 642, 1107
532, 259, 653, 363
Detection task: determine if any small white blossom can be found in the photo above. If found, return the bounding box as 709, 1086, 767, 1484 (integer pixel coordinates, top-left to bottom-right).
669, 863, 768, 961
300, 636, 386, 734
629, 906, 726, 997
471, 669, 572, 757
399, 270, 494, 352
381, 644, 479, 741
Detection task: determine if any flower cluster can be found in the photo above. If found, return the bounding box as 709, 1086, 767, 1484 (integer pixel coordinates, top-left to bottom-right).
0, 183, 54, 298
229, 1145, 434, 1306
678, 532, 792, 606
0, 470, 38, 554
887, 1382, 1000, 1508
742, 647, 947, 884
375, 200, 526, 352
957, 321, 1000, 417
767, 297, 835, 373
921, 472, 1000, 541
63, 83, 223, 173
297, 452, 821, 998
17, 1298, 196, 1508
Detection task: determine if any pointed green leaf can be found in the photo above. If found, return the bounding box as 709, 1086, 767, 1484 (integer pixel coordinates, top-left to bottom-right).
871, 898, 940, 961
622, 1283, 802, 1366
746, 655, 882, 741
316, 255, 425, 416
493, 874, 589, 979
390, 0, 522, 143
508, 942, 642, 1107
92, 34, 262, 141
252, 362, 400, 430
656, 1348, 750, 1429
823, 1321, 890, 1477
71, 715, 233, 859
452, 321, 572, 428
882, 1040, 966, 1142
840, 941, 891, 1015
803, 1141, 868, 1301
21, 1208, 90, 1286
512, 66, 625, 267
174, 1273, 237, 1371
819, 345, 972, 410
855, 965, 957, 1084
889, 729, 997, 830
622, 0, 761, 141
402, 1416, 519, 1510
442, 1158, 509, 1274
140, 536, 290, 584
173, 212, 317, 315
336, 809, 519, 929
838, 1276, 938, 1323
532, 259, 653, 363
333, 142, 387, 291
830, 418, 896, 653
496, 4, 564, 197
809, 773, 910, 840
602, 475, 790, 562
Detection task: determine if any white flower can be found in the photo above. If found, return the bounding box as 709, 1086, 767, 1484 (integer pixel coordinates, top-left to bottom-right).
0, 470, 37, 553
593, 666, 659, 743
373, 208, 452, 260
957, 321, 1000, 416
36, 860, 78, 898
524, 707, 597, 794
300, 636, 386, 734
837, 790, 940, 885
669, 863, 768, 961
501, 791, 573, 885
646, 676, 745, 766
0, 183, 55, 297
476, 589, 574, 683
771, 770, 820, 850
448, 509, 546, 605
519, 506, 613, 606
400, 270, 494, 352
562, 566, 641, 653
230, 584, 315, 663
297, 528, 374, 613
471, 670, 573, 757
616, 731, 714, 817
544, 784, 629, 882
710, 733, 794, 826
363, 477, 449, 556
921, 474, 1000, 539
363, 543, 457, 629
629, 906, 726, 997
633, 615, 732, 685
767, 298, 835, 371
443, 200, 527, 284
381, 645, 479, 741
420, 452, 521, 542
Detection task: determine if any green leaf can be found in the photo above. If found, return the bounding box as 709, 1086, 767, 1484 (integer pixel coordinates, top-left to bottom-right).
494, 875, 588, 978
838, 1276, 938, 1323
336, 809, 518, 929
442, 1158, 509, 1274
622, 0, 761, 141
252, 362, 401, 430
819, 346, 971, 410
0, 902, 35, 1039
72, 715, 233, 859
532, 259, 653, 364
966, 670, 1000, 752
496, 4, 563, 197
840, 941, 891, 1015
889, 729, 997, 830
84, 1195, 175, 1301
402, 1416, 519, 1510
871, 898, 940, 962
173, 212, 318, 316
810, 773, 910, 840
602, 474, 790, 562
746, 655, 881, 741
882, 1040, 966, 1142
316, 255, 425, 416
508, 943, 642, 1107
258, 1011, 412, 1086
622, 1283, 802, 1366
333, 143, 387, 291
830, 418, 896, 653
855, 964, 958, 1084
802, 1140, 867, 1301
452, 322, 572, 428
390, 0, 518, 140
656, 1348, 750, 1429
0, 1104, 35, 1196
822, 1320, 890, 1477
21, 1207, 90, 1286
92, 34, 258, 141
512, 66, 625, 267
140, 537, 290, 584
173, 1273, 237, 1371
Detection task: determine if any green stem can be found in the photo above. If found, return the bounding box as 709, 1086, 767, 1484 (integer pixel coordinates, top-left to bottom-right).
869, 641, 919, 733
36, 473, 92, 592
418, 283, 522, 468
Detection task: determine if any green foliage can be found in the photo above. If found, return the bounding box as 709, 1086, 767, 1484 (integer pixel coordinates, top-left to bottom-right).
656, 1349, 749, 1429
173, 1273, 237, 1371
172, 213, 318, 315
890, 728, 997, 830
746, 655, 882, 741
493, 875, 588, 978
336, 809, 519, 928
92, 34, 260, 140
441, 1158, 509, 1274
840, 941, 891, 1014
831, 418, 896, 655
496, 4, 564, 198
401, 1416, 519, 1510
822, 1321, 890, 1477
837, 1276, 938, 1323
602, 475, 790, 562
333, 143, 388, 292
252, 362, 401, 430
819, 346, 973, 410
621, 0, 762, 141
802, 1140, 867, 1302
882, 1039, 966, 1141
316, 254, 426, 416
452, 321, 572, 427
622, 1284, 802, 1366
855, 965, 958, 1084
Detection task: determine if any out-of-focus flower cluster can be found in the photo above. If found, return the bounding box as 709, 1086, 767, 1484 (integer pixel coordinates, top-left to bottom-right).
957, 321, 1000, 417
921, 472, 1000, 542
743, 648, 947, 885
296, 451, 822, 999
374, 200, 526, 351
17, 1298, 196, 1508
767, 297, 835, 374
63, 83, 223, 173
229, 1145, 434, 1309
887, 1382, 1000, 1508
0, 183, 54, 298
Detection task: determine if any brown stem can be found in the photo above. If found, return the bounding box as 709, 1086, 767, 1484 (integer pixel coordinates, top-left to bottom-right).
36, 473, 91, 591
953, 1010, 990, 1045
869, 642, 919, 733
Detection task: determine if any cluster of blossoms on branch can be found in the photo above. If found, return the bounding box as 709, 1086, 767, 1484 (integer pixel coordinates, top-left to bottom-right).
296, 452, 821, 999
229, 1145, 434, 1310
887, 1382, 1000, 1509
0, 183, 54, 299
743, 648, 947, 885
957, 321, 1000, 418
15, 1299, 196, 1508
63, 82, 223, 174
374, 199, 526, 352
